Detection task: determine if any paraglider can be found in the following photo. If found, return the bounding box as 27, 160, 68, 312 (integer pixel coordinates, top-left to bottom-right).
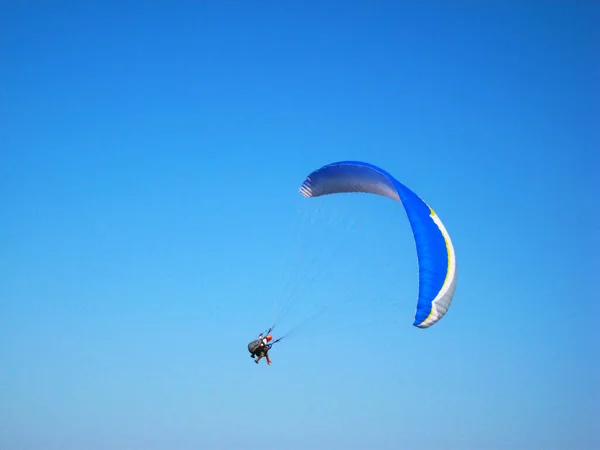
248, 327, 282, 366
299, 160, 457, 329
248, 160, 457, 365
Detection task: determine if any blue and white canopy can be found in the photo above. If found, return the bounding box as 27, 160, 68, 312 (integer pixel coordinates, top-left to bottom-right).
299, 161, 457, 328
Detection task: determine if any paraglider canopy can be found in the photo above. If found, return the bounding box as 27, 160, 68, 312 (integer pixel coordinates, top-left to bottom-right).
299, 161, 457, 329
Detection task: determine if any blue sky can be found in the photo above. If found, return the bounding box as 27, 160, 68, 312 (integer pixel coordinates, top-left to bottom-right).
1, 1, 598, 449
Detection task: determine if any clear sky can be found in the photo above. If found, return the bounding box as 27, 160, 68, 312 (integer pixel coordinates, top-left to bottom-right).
1, 1, 598, 449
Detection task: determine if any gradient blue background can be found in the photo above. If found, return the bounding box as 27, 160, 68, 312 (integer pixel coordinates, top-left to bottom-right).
1, 2, 598, 449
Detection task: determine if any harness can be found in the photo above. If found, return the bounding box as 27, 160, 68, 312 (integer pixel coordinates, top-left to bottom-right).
247, 326, 283, 355
248, 339, 262, 354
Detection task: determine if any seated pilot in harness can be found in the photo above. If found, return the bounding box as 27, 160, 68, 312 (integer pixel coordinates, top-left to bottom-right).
248, 333, 273, 365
